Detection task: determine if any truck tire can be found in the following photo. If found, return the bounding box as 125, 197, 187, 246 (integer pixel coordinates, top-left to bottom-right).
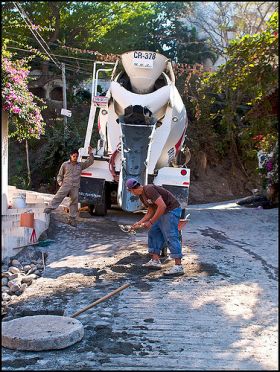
94, 189, 107, 216
89, 205, 95, 216
105, 185, 112, 209
88, 202, 107, 216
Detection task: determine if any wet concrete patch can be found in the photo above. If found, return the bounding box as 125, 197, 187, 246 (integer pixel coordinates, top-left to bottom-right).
98, 357, 111, 365
3, 357, 41, 369
48, 212, 129, 242
143, 318, 154, 323
199, 227, 232, 244
132, 325, 149, 330
4, 246, 229, 326
148, 261, 230, 281
212, 245, 224, 250
153, 261, 230, 280
199, 228, 277, 280
106, 251, 230, 282
109, 252, 157, 274
75, 324, 144, 356
113, 251, 148, 265
10, 309, 65, 318
129, 279, 152, 291
108, 251, 170, 282
194, 262, 230, 277
43, 266, 101, 280
199, 227, 252, 248
5, 294, 73, 321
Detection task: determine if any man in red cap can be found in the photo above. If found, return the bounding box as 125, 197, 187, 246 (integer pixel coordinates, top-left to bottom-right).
126, 178, 184, 276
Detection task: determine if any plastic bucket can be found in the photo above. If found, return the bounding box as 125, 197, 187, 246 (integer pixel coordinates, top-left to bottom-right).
12, 194, 26, 208
20, 212, 34, 228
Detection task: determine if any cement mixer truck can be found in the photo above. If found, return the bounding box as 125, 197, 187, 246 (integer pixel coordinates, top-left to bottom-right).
78, 50, 190, 216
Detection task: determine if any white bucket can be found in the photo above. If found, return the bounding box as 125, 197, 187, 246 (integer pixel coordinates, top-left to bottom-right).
12, 194, 26, 208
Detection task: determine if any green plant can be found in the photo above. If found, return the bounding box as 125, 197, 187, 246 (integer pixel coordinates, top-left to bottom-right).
178, 12, 278, 180
9, 175, 29, 189
2, 41, 47, 141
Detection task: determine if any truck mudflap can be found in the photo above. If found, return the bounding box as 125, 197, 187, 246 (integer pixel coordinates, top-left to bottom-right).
79, 177, 105, 205
162, 184, 189, 208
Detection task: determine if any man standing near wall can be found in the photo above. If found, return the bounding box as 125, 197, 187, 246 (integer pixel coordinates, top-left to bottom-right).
44, 146, 94, 227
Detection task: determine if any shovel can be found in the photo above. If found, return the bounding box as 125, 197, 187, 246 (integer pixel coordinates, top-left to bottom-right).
118, 223, 145, 234
70, 283, 130, 318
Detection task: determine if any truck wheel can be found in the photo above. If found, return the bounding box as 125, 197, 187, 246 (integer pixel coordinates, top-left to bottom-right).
94, 202, 107, 216
94, 189, 107, 216
89, 205, 95, 216
105, 186, 112, 209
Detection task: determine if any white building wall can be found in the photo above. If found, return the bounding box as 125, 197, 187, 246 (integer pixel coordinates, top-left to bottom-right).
2, 110, 8, 215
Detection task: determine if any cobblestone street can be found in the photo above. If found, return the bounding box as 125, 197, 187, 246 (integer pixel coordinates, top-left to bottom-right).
2, 200, 278, 370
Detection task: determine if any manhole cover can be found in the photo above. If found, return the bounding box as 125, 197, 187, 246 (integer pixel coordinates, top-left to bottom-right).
2, 315, 84, 351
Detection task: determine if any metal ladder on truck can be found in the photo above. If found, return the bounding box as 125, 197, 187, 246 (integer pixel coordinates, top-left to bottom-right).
78, 60, 117, 159
78, 60, 118, 215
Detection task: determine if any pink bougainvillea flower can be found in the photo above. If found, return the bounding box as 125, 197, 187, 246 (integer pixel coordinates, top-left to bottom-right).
2, 50, 46, 141
266, 160, 273, 172
252, 135, 264, 141
11, 107, 21, 114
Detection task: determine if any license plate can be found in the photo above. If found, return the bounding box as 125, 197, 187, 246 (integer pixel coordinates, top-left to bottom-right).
133, 51, 156, 69
93, 96, 108, 106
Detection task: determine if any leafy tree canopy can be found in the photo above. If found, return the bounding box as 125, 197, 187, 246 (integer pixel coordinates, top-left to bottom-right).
2, 2, 156, 56
2, 1, 218, 66
186, 12, 278, 186
199, 11, 278, 124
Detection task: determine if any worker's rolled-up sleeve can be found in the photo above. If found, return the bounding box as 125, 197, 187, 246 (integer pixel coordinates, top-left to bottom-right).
81, 153, 94, 170
57, 163, 65, 186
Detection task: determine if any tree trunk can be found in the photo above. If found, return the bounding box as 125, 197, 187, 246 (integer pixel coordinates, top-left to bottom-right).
49, 3, 60, 43
25, 140, 31, 188
39, 3, 61, 84
230, 133, 249, 179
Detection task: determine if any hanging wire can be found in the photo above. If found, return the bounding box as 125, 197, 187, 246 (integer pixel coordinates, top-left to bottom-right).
7, 46, 94, 67
6, 46, 93, 75
13, 1, 62, 70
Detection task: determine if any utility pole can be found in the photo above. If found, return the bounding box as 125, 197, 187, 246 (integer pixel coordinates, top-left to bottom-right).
61, 63, 68, 142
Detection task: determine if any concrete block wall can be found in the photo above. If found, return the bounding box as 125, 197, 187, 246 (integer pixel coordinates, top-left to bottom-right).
1, 187, 54, 259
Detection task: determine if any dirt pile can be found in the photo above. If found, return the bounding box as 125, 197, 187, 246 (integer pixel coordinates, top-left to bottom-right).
188, 157, 260, 204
